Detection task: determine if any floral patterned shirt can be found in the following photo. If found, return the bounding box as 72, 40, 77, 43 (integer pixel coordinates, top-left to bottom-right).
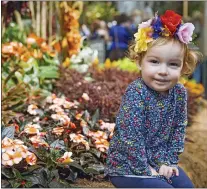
105, 77, 187, 177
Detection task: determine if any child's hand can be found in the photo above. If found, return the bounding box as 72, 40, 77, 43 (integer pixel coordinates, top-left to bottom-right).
159, 165, 179, 178
149, 166, 159, 176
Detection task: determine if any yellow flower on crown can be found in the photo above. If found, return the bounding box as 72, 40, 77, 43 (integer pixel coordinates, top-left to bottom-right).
134, 27, 154, 53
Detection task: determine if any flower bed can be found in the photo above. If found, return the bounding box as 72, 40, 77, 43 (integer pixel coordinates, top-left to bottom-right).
2, 93, 115, 187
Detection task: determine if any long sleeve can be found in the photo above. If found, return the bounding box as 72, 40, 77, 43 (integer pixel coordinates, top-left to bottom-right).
166, 87, 188, 165
151, 86, 188, 172
105, 84, 152, 176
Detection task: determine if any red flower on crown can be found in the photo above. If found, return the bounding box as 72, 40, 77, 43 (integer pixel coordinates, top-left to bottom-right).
160, 10, 182, 35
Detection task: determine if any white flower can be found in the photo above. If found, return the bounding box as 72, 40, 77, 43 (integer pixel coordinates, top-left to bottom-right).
82, 93, 90, 101
27, 104, 38, 115
33, 117, 40, 122
49, 104, 64, 113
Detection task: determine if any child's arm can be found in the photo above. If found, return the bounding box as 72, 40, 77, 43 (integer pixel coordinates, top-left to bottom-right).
149, 86, 187, 173
110, 85, 152, 176
166, 86, 188, 165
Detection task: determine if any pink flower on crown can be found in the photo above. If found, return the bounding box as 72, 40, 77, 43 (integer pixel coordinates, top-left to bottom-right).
177, 23, 195, 44
139, 19, 153, 29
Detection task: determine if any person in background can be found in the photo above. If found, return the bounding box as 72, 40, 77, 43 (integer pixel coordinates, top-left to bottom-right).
143, 2, 154, 21
105, 10, 202, 188
108, 13, 133, 61
80, 24, 91, 38
130, 9, 143, 34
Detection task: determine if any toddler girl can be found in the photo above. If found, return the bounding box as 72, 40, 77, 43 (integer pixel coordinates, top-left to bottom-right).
105, 10, 202, 188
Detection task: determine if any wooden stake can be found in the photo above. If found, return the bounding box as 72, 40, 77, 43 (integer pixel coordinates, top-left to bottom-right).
41, 1, 47, 39
36, 1, 41, 37
49, 1, 53, 44
28, 1, 36, 33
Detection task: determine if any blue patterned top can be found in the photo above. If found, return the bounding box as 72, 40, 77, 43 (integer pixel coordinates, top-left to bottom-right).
105, 77, 187, 177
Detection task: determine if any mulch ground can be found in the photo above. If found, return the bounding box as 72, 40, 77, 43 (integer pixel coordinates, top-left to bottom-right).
72, 100, 207, 188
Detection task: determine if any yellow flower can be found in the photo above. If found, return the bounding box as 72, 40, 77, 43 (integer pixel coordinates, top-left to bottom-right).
75, 113, 83, 120
104, 58, 112, 69
134, 27, 153, 53
92, 57, 99, 66
62, 57, 70, 68
57, 152, 74, 164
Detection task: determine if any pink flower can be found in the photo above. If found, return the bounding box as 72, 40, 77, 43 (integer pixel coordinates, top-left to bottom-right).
177, 23, 195, 44
138, 19, 153, 29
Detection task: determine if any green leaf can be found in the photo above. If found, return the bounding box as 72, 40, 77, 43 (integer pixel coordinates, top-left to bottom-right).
9, 179, 21, 188
39, 66, 59, 79
84, 167, 100, 175
19, 60, 33, 72
87, 164, 105, 173
43, 54, 58, 65
2, 126, 15, 139
1, 179, 11, 188
91, 109, 100, 128
21, 165, 42, 176
12, 168, 23, 179
25, 170, 48, 188
50, 139, 66, 150
69, 162, 85, 173
90, 148, 101, 158
1, 167, 14, 179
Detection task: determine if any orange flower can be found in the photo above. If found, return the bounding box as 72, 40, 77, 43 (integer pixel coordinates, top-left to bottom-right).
70, 122, 77, 129
88, 130, 108, 140
94, 138, 109, 152
2, 150, 23, 166
29, 135, 49, 148
26, 152, 37, 165
24, 123, 41, 135
52, 127, 64, 136
80, 120, 87, 127
75, 113, 82, 120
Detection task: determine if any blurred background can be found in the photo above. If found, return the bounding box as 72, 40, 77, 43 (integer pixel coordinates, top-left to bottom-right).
1, 1, 207, 188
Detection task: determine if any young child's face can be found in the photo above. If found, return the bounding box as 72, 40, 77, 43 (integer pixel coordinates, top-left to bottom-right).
139, 41, 184, 94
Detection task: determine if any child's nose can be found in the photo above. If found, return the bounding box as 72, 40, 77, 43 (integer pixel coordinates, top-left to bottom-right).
158, 64, 168, 75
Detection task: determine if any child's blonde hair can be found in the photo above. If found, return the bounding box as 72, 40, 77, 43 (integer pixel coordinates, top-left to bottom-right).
128, 37, 202, 76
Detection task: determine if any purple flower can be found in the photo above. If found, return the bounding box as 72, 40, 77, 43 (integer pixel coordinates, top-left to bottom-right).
177, 23, 195, 44
152, 17, 163, 39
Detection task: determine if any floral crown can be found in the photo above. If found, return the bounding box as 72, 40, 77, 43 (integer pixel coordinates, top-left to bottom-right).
134, 10, 195, 53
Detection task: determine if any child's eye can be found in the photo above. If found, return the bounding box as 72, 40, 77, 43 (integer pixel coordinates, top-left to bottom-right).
169, 63, 179, 67
150, 60, 159, 64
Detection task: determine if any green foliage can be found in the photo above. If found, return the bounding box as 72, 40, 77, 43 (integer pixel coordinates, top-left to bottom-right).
83, 2, 117, 25
112, 58, 140, 73
2, 22, 27, 44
